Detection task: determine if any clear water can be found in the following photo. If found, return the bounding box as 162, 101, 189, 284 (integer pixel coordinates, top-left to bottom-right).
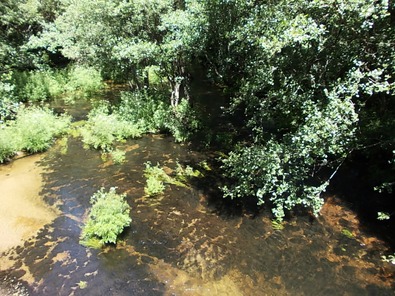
0, 94, 394, 295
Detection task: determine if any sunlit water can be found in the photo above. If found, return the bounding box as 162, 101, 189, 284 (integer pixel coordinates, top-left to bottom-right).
0, 94, 394, 295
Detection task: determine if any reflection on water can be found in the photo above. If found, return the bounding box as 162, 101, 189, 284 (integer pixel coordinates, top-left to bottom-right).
0, 133, 394, 295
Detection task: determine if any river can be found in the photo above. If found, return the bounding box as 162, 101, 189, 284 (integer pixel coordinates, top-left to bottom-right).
0, 91, 394, 295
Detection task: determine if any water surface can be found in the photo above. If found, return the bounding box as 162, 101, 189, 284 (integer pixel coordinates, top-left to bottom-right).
0, 94, 394, 295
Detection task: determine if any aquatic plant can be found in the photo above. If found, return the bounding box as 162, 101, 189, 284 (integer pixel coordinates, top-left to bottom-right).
111, 148, 126, 165
143, 162, 168, 196
271, 220, 284, 230
80, 107, 142, 151
143, 161, 204, 196
81, 187, 131, 247
341, 228, 354, 239
145, 176, 166, 196
377, 212, 391, 220
77, 281, 88, 289
175, 161, 202, 183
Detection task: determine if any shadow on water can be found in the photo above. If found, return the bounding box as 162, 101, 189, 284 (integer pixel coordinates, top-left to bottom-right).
329, 154, 395, 252
0, 91, 394, 295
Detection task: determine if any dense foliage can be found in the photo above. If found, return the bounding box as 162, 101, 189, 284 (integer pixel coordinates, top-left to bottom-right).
205, 0, 395, 220
12, 65, 104, 102
80, 106, 143, 151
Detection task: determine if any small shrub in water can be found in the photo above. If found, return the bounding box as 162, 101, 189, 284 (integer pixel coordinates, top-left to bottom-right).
81, 187, 131, 247
144, 162, 169, 196
145, 176, 166, 196
111, 149, 126, 165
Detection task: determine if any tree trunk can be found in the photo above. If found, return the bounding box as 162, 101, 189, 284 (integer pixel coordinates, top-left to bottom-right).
170, 80, 181, 107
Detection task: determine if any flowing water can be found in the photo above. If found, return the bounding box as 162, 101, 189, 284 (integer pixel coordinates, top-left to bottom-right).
0, 92, 394, 295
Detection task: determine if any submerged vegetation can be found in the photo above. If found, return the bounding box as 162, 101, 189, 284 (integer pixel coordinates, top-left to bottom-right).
144, 161, 203, 196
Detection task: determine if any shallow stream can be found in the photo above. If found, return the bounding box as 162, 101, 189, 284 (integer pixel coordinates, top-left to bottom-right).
0, 92, 394, 295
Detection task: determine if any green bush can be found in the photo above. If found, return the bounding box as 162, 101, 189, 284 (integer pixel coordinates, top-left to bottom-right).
13, 70, 66, 102
0, 128, 18, 163
81, 187, 131, 247
0, 107, 71, 162
143, 162, 169, 196
145, 177, 166, 196
15, 107, 71, 153
80, 107, 142, 151
166, 100, 201, 142
116, 90, 202, 142
65, 65, 103, 97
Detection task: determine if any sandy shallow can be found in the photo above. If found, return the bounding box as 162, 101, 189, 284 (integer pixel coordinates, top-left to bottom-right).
0, 154, 57, 254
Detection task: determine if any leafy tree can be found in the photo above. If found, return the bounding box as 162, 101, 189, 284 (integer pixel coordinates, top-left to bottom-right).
30, 0, 207, 106
157, 0, 207, 106
207, 0, 395, 220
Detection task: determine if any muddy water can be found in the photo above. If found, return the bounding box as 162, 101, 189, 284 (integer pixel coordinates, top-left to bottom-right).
0, 94, 394, 295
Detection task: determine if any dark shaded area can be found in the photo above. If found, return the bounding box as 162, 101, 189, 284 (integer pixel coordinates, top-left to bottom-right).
330, 152, 395, 251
